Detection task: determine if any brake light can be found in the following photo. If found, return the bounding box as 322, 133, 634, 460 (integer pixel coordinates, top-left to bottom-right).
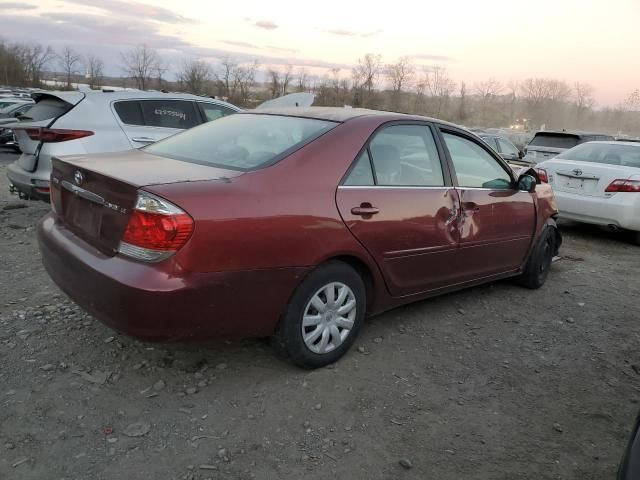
14, 127, 94, 143
536, 168, 548, 183
118, 191, 194, 262
605, 179, 640, 193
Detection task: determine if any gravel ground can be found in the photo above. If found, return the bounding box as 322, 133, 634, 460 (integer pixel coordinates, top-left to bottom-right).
1, 148, 639, 480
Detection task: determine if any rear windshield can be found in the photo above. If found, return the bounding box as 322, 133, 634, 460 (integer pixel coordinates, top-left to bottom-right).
144, 113, 338, 171
529, 133, 579, 149
556, 143, 640, 168
20, 98, 71, 121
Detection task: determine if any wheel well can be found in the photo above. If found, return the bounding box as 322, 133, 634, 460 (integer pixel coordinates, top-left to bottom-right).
328, 255, 375, 313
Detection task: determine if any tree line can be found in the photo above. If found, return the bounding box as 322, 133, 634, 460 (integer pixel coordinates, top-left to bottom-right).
1, 39, 639, 135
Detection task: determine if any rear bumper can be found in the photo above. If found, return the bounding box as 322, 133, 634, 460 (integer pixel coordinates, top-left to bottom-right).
38, 213, 311, 341
554, 190, 640, 231
7, 161, 50, 201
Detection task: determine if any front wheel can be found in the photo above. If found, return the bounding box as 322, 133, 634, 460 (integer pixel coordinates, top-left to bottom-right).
272, 261, 366, 368
517, 226, 556, 289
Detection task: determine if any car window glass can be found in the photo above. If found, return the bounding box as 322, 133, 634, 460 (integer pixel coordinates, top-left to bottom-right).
22, 98, 70, 121
529, 134, 579, 149
114, 101, 143, 125
145, 113, 337, 171
344, 150, 374, 186
482, 136, 498, 150
556, 143, 640, 168
443, 132, 512, 189
199, 102, 235, 122
498, 138, 519, 156
140, 100, 199, 129
368, 125, 444, 187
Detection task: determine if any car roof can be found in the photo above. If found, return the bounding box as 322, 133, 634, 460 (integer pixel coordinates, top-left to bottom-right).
245, 106, 462, 128
584, 141, 640, 147
32, 90, 239, 110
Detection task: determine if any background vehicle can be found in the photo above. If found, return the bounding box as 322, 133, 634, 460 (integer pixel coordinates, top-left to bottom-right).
38, 107, 561, 368
6, 90, 241, 200
478, 133, 525, 164
618, 410, 640, 479
0, 97, 33, 110
536, 141, 640, 243
0, 103, 34, 149
523, 131, 614, 164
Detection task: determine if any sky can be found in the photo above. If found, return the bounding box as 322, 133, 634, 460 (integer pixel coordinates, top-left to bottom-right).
1, 0, 638, 106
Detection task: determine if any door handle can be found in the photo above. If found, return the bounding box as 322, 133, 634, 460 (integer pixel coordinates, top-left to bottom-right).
461, 202, 480, 212
351, 203, 380, 216
131, 137, 155, 143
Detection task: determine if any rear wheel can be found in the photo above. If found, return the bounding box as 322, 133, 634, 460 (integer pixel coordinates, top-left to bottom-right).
517, 227, 555, 289
272, 261, 366, 368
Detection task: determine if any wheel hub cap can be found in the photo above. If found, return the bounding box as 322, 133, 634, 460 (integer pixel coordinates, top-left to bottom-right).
302, 282, 357, 354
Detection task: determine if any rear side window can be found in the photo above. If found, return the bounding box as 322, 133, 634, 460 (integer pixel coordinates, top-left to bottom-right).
498, 138, 520, 156
114, 101, 143, 125
140, 100, 199, 129
144, 113, 337, 171
198, 102, 235, 122
22, 98, 71, 121
368, 125, 444, 187
529, 133, 579, 149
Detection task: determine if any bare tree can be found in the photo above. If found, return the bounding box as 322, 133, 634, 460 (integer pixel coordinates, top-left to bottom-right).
422, 66, 456, 117
352, 53, 382, 107
23, 44, 54, 87
154, 60, 169, 90
473, 77, 503, 124
281, 65, 293, 96
386, 56, 415, 93
179, 59, 211, 93
214, 57, 239, 99
58, 46, 81, 89
574, 82, 595, 121
267, 69, 281, 98
85, 54, 104, 90
296, 67, 308, 92
457, 81, 467, 122
233, 60, 259, 105
120, 44, 159, 90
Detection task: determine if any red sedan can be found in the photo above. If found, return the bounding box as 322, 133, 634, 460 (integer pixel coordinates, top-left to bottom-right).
38, 108, 561, 368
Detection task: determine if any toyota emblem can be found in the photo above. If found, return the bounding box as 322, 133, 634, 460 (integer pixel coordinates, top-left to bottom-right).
74, 170, 84, 185
572, 169, 583, 176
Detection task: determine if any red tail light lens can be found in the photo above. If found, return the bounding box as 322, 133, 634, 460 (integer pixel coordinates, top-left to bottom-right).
119, 192, 194, 262
536, 168, 549, 183
14, 127, 94, 143
605, 179, 640, 192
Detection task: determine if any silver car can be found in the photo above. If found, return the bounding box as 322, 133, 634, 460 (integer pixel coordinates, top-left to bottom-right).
7, 90, 241, 201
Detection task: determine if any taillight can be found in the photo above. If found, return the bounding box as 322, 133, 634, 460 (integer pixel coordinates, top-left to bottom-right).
605, 179, 640, 193
118, 191, 194, 262
536, 168, 549, 183
14, 127, 94, 143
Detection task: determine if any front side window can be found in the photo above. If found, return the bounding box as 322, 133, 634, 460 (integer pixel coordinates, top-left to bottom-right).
443, 132, 512, 189
498, 138, 520, 156
140, 100, 199, 129
145, 113, 337, 171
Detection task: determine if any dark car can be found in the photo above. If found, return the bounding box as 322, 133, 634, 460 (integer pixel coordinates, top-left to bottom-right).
523, 130, 614, 164
0, 103, 33, 149
38, 107, 561, 368
478, 133, 525, 164
619, 411, 640, 479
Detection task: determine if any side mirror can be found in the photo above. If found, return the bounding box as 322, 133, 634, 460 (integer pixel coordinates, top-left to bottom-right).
517, 174, 537, 193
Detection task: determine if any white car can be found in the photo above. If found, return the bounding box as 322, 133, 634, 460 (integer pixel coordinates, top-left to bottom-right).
537, 141, 640, 243
7, 90, 241, 201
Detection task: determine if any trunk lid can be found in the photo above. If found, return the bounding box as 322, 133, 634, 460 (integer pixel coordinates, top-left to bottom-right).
50, 150, 243, 255
542, 158, 640, 197
14, 92, 85, 171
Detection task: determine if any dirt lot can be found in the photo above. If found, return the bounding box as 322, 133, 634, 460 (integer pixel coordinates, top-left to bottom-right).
1, 148, 639, 480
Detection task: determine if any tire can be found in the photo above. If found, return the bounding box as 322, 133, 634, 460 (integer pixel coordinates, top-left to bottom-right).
517, 226, 556, 289
632, 231, 640, 246
272, 261, 366, 368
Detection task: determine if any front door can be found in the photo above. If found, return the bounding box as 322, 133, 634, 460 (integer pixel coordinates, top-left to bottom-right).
336, 123, 461, 296
439, 130, 535, 279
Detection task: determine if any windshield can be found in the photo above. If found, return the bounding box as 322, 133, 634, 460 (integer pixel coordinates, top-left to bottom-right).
145, 113, 338, 171
529, 133, 579, 149
557, 142, 640, 168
